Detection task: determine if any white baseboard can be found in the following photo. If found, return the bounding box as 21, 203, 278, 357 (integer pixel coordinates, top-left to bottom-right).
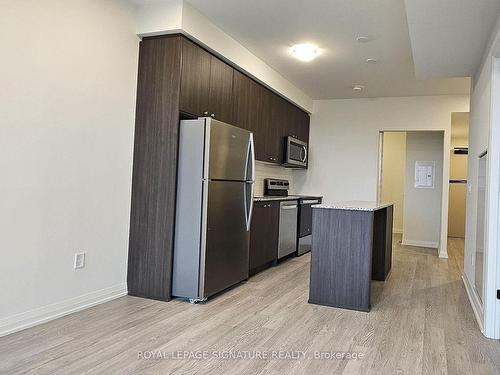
438, 251, 449, 259
0, 283, 127, 337
401, 239, 439, 248
462, 274, 484, 333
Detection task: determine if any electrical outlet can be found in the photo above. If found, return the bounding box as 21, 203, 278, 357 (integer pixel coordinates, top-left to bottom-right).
74, 252, 85, 269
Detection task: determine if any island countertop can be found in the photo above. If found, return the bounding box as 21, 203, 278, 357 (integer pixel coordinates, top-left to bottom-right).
313, 200, 393, 211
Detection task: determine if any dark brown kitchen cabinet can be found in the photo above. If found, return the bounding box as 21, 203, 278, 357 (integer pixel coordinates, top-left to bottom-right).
232, 72, 276, 163
128, 35, 183, 302
287, 104, 310, 143
297, 110, 310, 142
253, 83, 273, 162
232, 69, 251, 130
265, 93, 287, 164
249, 201, 280, 275
231, 65, 310, 165
281, 100, 308, 143
179, 39, 234, 123
258, 90, 309, 164
208, 56, 234, 123
179, 37, 211, 117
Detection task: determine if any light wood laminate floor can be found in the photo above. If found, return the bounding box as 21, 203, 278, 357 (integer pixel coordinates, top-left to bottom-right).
1, 236, 499, 374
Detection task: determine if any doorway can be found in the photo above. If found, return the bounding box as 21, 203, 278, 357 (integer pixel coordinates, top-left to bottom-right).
378, 131, 445, 255
448, 113, 469, 240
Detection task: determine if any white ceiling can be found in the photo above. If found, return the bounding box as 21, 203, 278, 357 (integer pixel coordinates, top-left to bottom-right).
405, 0, 500, 80
185, 0, 474, 99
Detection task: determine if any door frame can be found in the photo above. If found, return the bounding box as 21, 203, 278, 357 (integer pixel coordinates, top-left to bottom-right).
377, 130, 449, 257
483, 57, 500, 339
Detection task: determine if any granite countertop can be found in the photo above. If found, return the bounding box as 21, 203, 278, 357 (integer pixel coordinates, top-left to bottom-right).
313, 200, 393, 211
254, 195, 323, 202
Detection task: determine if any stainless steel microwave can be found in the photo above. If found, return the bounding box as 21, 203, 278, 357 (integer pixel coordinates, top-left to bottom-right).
283, 136, 308, 168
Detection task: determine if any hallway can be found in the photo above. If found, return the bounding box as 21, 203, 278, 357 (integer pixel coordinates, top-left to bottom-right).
1, 237, 499, 374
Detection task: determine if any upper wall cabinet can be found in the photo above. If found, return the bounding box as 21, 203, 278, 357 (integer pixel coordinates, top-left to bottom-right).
232, 69, 252, 130
180, 35, 309, 164
231, 72, 276, 162
179, 38, 211, 117
180, 38, 234, 124
264, 88, 283, 163
287, 104, 310, 143
208, 56, 234, 124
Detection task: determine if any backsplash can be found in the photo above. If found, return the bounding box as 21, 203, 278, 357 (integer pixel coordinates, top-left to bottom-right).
254, 161, 295, 196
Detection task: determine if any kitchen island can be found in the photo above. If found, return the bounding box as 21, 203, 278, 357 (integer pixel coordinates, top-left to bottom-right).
308, 201, 393, 312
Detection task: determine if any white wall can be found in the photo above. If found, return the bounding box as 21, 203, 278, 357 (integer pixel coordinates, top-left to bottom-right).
464, 14, 500, 339
294, 95, 470, 256
0, 0, 139, 335
402, 132, 444, 248
135, 0, 183, 34
134, 0, 313, 113
381, 132, 406, 233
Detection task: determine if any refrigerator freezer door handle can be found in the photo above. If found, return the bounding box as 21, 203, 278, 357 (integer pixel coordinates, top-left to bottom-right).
245, 133, 255, 182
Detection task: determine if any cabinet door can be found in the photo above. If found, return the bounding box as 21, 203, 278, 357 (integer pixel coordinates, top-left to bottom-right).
249, 201, 279, 273
179, 38, 211, 116
232, 70, 251, 130
282, 100, 298, 140
232, 71, 265, 153
266, 93, 287, 164
232, 71, 269, 159
208, 56, 234, 124
289, 105, 310, 143
296, 109, 310, 143
248, 80, 268, 161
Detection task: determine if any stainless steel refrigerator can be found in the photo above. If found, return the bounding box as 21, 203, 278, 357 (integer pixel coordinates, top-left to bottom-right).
172, 117, 255, 303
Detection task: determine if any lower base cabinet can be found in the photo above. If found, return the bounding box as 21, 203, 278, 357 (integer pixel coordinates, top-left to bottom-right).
249, 201, 279, 275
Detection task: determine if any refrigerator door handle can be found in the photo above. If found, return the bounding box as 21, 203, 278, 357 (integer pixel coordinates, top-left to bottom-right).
244, 182, 254, 231
245, 133, 255, 182
244, 133, 255, 231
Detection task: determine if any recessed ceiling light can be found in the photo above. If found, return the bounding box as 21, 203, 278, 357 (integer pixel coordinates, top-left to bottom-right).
352, 85, 364, 92
366, 58, 378, 63
356, 36, 370, 43
291, 44, 320, 62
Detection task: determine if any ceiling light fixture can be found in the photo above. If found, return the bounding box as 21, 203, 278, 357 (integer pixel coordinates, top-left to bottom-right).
291, 44, 320, 62
366, 58, 378, 63
356, 36, 370, 43
352, 85, 364, 92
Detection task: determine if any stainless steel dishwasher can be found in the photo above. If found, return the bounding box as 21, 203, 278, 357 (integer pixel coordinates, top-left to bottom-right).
278, 201, 298, 259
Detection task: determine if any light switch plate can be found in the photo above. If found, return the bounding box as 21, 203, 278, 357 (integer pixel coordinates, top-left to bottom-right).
74, 252, 85, 269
